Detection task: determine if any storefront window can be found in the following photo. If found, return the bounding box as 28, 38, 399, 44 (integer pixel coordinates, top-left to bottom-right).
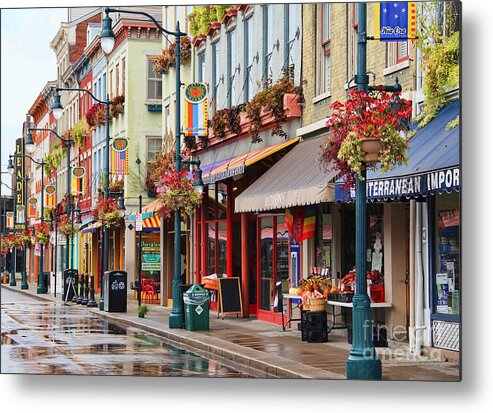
204, 183, 228, 276
140, 235, 160, 282
434, 192, 460, 315
368, 204, 384, 275
315, 204, 332, 274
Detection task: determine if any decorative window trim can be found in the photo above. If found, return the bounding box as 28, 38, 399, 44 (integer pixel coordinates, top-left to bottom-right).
224, 8, 238, 31
312, 91, 332, 104
383, 59, 410, 76
208, 21, 222, 41
240, 5, 254, 19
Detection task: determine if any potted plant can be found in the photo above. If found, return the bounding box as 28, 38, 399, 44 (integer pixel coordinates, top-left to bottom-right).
320, 88, 412, 190
34, 222, 51, 245
138, 304, 149, 318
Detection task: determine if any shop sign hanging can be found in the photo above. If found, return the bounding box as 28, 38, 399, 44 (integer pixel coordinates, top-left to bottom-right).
374, 2, 417, 41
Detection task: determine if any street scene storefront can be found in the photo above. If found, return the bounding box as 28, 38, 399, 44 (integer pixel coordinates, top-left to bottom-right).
1, 2, 461, 382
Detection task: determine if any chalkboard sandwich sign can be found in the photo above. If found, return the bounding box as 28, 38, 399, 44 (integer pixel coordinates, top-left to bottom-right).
217, 277, 242, 319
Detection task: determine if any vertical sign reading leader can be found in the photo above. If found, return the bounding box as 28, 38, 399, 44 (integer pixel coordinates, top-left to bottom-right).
14, 138, 25, 230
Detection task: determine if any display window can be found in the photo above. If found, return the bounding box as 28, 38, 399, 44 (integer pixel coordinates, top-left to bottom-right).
433, 192, 460, 316
315, 204, 332, 274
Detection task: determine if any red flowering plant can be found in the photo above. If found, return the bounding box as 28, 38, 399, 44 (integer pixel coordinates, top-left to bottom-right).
58, 215, 77, 237
34, 222, 51, 245
86, 102, 106, 128
5, 233, 23, 250
1, 237, 8, 254
92, 193, 123, 228
155, 152, 202, 218
320, 88, 412, 191
19, 228, 33, 248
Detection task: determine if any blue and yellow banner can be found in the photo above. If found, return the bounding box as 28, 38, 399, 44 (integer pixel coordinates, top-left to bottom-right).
374, 2, 417, 41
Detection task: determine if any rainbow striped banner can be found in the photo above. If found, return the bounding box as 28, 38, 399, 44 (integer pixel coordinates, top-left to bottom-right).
182, 82, 208, 137
373, 2, 417, 41
285, 205, 316, 243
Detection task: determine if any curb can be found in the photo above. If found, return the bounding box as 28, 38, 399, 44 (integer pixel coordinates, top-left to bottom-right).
2, 284, 344, 379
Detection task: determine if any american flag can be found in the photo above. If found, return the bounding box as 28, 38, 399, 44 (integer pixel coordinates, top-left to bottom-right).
112, 148, 128, 175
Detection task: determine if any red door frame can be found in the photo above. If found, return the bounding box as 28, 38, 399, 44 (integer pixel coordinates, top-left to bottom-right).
256, 213, 286, 325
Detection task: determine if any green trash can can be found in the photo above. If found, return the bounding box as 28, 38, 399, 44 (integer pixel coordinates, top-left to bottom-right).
183, 284, 210, 331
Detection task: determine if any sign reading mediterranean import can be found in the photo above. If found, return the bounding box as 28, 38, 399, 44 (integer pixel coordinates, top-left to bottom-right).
336, 167, 460, 202
366, 167, 460, 199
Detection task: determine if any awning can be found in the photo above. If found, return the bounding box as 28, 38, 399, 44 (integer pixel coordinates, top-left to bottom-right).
203, 137, 300, 185
128, 199, 165, 221
235, 137, 337, 213
81, 221, 102, 233
335, 100, 460, 202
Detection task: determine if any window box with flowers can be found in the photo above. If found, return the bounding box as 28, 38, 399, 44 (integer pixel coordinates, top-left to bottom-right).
320, 88, 412, 191
194, 74, 303, 152
34, 222, 51, 245
86, 102, 106, 129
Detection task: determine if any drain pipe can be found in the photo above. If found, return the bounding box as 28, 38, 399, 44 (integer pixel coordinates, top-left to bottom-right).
415, 202, 425, 355
409, 200, 416, 353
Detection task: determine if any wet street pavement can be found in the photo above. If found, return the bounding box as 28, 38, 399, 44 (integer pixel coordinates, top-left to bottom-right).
1, 288, 251, 377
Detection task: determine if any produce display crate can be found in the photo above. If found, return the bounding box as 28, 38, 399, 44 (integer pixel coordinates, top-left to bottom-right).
307, 297, 326, 312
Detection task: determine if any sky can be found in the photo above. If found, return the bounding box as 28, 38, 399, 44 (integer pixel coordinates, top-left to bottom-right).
1, 6, 68, 197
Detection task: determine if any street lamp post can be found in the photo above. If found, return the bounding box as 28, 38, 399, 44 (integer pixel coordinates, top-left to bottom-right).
52, 87, 112, 310
100, 7, 189, 328
27, 127, 73, 275
8, 154, 47, 293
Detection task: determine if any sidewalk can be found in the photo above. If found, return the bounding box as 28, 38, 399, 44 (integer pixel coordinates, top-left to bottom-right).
1, 282, 460, 380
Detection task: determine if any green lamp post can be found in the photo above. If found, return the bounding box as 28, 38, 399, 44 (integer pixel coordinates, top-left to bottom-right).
345, 2, 382, 380
28, 127, 73, 275
53, 86, 112, 310
100, 7, 191, 328
6, 158, 17, 287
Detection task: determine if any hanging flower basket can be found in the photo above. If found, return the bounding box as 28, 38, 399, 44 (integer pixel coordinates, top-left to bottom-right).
92, 195, 123, 228
5, 233, 23, 249
360, 138, 383, 164
34, 222, 51, 245
156, 169, 202, 218
19, 229, 33, 248
58, 215, 77, 237
320, 88, 412, 190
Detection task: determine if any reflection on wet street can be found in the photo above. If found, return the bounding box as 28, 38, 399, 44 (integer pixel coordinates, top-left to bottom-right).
1, 288, 250, 377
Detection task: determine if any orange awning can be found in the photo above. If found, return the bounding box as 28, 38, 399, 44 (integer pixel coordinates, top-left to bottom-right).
203, 137, 300, 184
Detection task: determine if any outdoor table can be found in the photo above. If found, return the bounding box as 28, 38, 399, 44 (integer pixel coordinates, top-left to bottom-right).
326, 300, 392, 333
281, 294, 303, 331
